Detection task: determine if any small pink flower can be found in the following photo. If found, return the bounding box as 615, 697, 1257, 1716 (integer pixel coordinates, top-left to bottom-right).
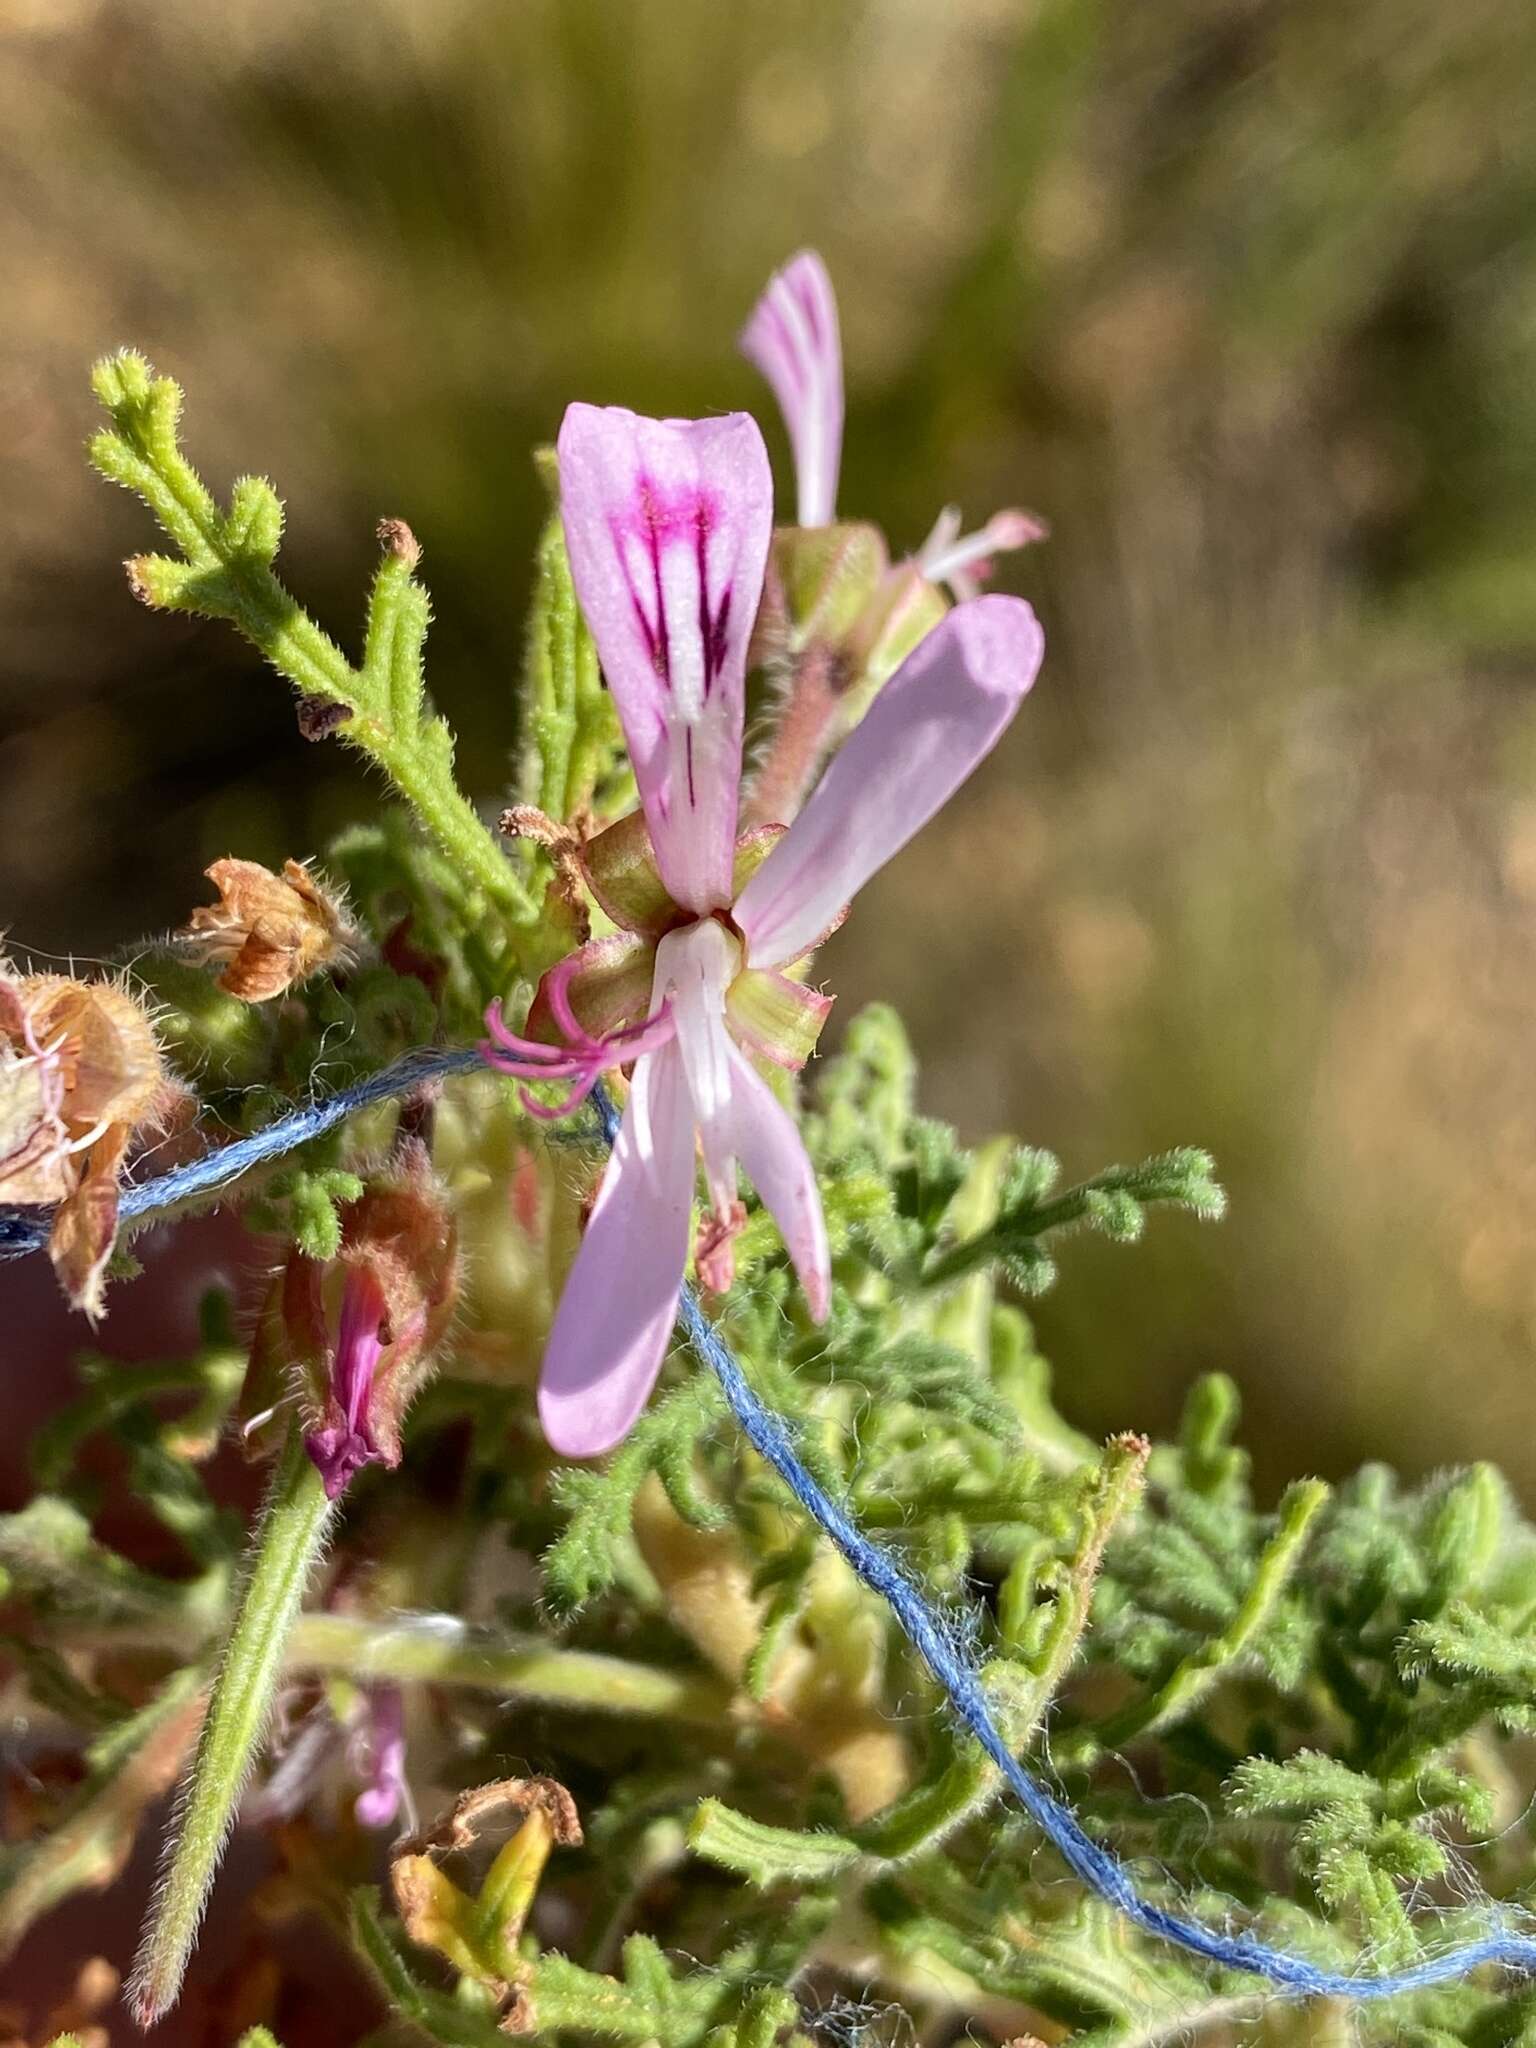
303, 1264, 389, 1499
741, 250, 1045, 590
484, 404, 1044, 1461
352, 1684, 408, 1831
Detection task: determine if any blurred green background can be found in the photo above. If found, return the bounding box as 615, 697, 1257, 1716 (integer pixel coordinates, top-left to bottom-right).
5, 0, 1536, 1495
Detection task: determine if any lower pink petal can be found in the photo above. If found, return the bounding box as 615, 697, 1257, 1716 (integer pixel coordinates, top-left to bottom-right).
734, 595, 1044, 972
538, 1045, 697, 1458
712, 1048, 830, 1321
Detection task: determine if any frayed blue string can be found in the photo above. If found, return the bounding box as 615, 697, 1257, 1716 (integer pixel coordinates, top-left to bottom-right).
3, 1046, 1531, 1997
0, 1045, 483, 1260
588, 1082, 1536, 2002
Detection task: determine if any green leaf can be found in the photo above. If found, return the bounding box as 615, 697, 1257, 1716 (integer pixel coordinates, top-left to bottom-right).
89, 355, 535, 921
542, 1377, 728, 1611
0, 1667, 205, 1962
687, 1798, 860, 1885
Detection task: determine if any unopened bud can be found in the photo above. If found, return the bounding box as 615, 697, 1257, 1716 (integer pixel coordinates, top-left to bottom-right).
376, 516, 422, 569
279, 1143, 460, 1497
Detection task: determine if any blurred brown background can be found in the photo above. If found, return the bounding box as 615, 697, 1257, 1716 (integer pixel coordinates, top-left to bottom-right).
5, 0, 1536, 1501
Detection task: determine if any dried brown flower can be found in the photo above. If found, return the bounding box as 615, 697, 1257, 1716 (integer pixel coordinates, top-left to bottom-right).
389, 1778, 580, 2031
0, 967, 185, 1319
183, 856, 355, 1002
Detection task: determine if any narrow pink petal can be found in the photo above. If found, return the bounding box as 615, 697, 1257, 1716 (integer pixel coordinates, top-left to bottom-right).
335, 1265, 388, 1434
734, 595, 1044, 971
740, 251, 844, 528
557, 404, 772, 915
706, 1047, 830, 1320
538, 1045, 697, 1457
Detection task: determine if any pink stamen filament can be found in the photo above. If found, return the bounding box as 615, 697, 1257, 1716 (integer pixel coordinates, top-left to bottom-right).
480, 997, 677, 1121
918, 508, 1046, 585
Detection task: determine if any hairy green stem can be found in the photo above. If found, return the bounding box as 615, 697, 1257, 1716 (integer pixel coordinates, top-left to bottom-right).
916, 1150, 1224, 1292
286, 1612, 735, 1724
128, 1432, 335, 2027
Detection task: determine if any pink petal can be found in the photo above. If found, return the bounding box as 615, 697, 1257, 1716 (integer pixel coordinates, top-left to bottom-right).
537, 1044, 697, 1457
734, 595, 1044, 971
557, 404, 772, 915
740, 251, 844, 529
353, 1686, 407, 1830
703, 1047, 830, 1320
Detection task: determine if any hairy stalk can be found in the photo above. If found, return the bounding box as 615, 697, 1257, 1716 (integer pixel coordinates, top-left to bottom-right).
286, 1612, 735, 1723
1079, 1475, 1330, 1754
128, 1431, 336, 2026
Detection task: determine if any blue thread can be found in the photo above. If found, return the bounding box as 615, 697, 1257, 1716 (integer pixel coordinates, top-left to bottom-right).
588, 1080, 1536, 1999
3, 1050, 1532, 1997
0, 1045, 483, 1260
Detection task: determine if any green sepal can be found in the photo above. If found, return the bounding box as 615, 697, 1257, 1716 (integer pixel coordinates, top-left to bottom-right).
579, 808, 681, 935
767, 521, 889, 655
726, 966, 832, 1071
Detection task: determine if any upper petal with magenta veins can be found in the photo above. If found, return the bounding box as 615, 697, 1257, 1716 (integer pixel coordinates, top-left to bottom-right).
557, 404, 772, 916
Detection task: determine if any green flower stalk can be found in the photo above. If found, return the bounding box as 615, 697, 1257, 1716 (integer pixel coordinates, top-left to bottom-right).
127, 1431, 336, 2027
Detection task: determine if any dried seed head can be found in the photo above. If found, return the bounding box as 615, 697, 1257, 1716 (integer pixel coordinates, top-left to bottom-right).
183, 857, 356, 1002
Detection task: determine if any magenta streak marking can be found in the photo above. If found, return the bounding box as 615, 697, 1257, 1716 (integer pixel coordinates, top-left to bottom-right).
690, 505, 731, 699
761, 296, 806, 393
796, 275, 824, 348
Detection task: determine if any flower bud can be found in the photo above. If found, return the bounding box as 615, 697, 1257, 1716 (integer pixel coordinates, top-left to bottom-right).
271, 1143, 460, 1498
745, 528, 945, 829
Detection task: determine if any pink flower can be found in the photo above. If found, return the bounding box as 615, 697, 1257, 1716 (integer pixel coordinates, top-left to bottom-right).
484, 403, 1044, 1460
352, 1684, 408, 1831
741, 250, 1045, 591
303, 1264, 389, 1499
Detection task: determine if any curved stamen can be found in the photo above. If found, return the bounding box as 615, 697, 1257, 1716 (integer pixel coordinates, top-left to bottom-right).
482, 1007, 570, 1062
479, 998, 678, 1121
63, 1115, 114, 1156
916, 505, 1047, 592
543, 950, 592, 1046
